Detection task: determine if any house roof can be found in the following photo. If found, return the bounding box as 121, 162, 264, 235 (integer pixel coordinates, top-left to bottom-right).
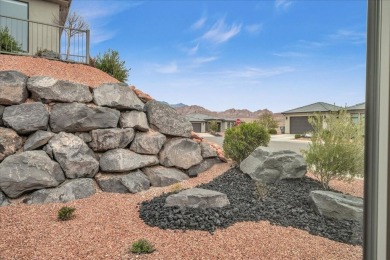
347, 102, 365, 111
186, 113, 236, 122
282, 102, 342, 114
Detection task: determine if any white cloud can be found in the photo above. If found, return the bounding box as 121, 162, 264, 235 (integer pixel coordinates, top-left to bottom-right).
155, 62, 179, 74
191, 56, 218, 66
187, 44, 199, 55
200, 19, 242, 44
329, 29, 366, 44
275, 0, 293, 10
245, 24, 263, 35
191, 17, 207, 30
209, 66, 295, 79
272, 51, 307, 58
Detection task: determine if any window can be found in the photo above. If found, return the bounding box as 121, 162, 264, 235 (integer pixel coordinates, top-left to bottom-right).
0, 0, 28, 52
351, 113, 360, 124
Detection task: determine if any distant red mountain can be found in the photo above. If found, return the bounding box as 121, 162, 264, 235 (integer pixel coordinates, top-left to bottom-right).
175, 105, 274, 119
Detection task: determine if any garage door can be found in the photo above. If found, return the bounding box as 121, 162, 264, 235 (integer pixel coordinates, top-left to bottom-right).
192, 123, 202, 133
290, 117, 313, 134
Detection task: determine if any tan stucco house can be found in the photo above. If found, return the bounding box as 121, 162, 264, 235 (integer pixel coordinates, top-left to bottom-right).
0, 0, 71, 55
186, 114, 235, 133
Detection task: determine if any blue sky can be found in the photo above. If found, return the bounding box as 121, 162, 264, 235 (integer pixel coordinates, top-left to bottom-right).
71, 0, 367, 113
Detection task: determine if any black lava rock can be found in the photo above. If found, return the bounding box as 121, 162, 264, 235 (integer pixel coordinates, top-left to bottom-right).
139, 168, 362, 245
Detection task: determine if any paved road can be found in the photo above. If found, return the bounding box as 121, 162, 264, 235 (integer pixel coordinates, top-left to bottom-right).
203, 134, 310, 155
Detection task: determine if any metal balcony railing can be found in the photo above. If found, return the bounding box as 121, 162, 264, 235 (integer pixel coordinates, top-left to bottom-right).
0, 15, 90, 64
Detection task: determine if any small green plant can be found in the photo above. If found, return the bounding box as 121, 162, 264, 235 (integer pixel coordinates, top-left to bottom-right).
130, 239, 155, 254
170, 183, 183, 193
208, 120, 219, 134
94, 49, 130, 82
268, 128, 277, 135
58, 206, 76, 221
294, 134, 301, 139
256, 111, 278, 132
223, 122, 270, 164
0, 26, 22, 53
254, 182, 268, 200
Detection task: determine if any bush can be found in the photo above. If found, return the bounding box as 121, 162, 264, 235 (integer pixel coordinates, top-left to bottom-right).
0, 27, 22, 53
130, 239, 155, 254
256, 111, 278, 131
58, 206, 76, 221
268, 128, 277, 135
223, 122, 270, 163
208, 120, 219, 134
169, 183, 183, 193
294, 134, 301, 139
94, 49, 129, 82
302, 110, 364, 189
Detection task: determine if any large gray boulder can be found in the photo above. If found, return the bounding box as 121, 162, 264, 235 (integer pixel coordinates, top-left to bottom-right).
0, 105, 4, 126
309, 190, 363, 223
0, 71, 28, 105
120, 111, 149, 131
143, 165, 189, 187
95, 170, 150, 194
0, 191, 10, 206
27, 76, 93, 103
145, 100, 193, 137
3, 102, 49, 134
159, 138, 203, 169
200, 142, 217, 158
74, 132, 92, 143
187, 158, 221, 177
0, 151, 65, 198
240, 147, 307, 184
48, 132, 99, 178
93, 83, 144, 111
130, 131, 166, 155
165, 188, 230, 209
121, 170, 151, 193
89, 128, 135, 152
0, 127, 23, 161
24, 130, 55, 151
100, 149, 159, 173
50, 102, 120, 132
26, 178, 96, 204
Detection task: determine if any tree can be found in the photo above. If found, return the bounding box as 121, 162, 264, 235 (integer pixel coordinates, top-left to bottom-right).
208, 120, 219, 133
53, 11, 89, 61
0, 27, 22, 53
302, 110, 364, 189
256, 111, 278, 133
223, 122, 270, 164
94, 49, 130, 82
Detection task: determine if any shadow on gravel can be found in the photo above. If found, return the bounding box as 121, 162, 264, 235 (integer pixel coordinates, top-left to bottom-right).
139, 168, 362, 245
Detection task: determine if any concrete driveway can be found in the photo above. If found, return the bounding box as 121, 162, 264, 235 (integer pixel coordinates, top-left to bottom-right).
202, 134, 310, 155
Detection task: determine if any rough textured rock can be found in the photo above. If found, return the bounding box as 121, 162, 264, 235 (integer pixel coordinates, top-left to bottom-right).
159, 138, 203, 169
94, 173, 129, 193
89, 128, 134, 152
309, 190, 363, 223
3, 102, 49, 134
121, 170, 151, 193
240, 146, 307, 183
27, 76, 93, 103
75, 132, 92, 143
120, 111, 149, 131
187, 158, 221, 177
93, 83, 144, 110
145, 100, 193, 137
130, 131, 166, 155
100, 149, 159, 173
165, 188, 230, 209
42, 144, 54, 159
0, 70, 28, 105
0, 151, 65, 198
26, 178, 96, 204
0, 127, 23, 161
200, 142, 217, 158
143, 165, 189, 187
24, 130, 55, 151
0, 105, 4, 126
0, 190, 10, 206
48, 132, 99, 178
50, 102, 120, 132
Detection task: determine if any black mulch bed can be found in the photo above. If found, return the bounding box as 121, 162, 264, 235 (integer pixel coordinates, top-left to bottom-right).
139, 168, 362, 246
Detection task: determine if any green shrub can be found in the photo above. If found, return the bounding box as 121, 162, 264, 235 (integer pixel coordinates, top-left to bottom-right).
268, 128, 277, 135
94, 49, 129, 82
302, 110, 364, 189
0, 27, 22, 53
223, 122, 270, 163
294, 134, 301, 139
58, 206, 76, 221
130, 239, 155, 254
256, 111, 278, 131
254, 181, 268, 200
208, 120, 219, 133
169, 183, 183, 193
